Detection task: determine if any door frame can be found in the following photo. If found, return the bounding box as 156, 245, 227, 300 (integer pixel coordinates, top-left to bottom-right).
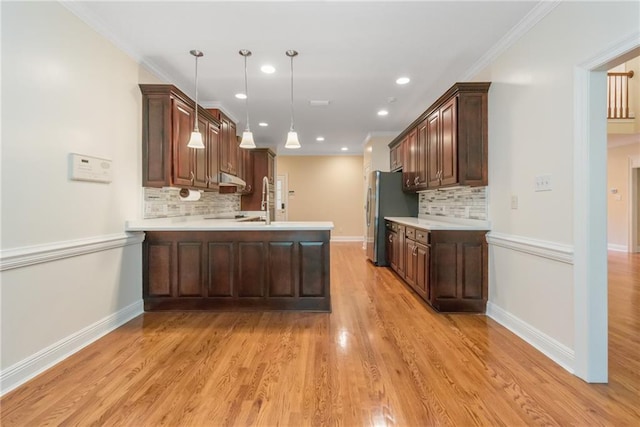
629, 158, 640, 253
276, 173, 288, 222
573, 31, 639, 382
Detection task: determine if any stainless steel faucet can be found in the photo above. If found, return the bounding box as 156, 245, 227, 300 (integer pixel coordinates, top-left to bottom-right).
261, 176, 271, 225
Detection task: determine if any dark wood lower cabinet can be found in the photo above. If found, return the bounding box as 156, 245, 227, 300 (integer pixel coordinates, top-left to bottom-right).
384, 220, 487, 313
143, 230, 331, 312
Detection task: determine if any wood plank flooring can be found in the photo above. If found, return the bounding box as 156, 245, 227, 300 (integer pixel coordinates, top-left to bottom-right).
2, 244, 639, 426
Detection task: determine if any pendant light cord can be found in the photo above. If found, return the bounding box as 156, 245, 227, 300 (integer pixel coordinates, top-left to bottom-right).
290, 55, 295, 132
244, 55, 250, 132
194, 54, 199, 132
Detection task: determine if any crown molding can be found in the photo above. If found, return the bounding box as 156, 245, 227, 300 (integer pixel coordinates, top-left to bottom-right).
462, 0, 562, 81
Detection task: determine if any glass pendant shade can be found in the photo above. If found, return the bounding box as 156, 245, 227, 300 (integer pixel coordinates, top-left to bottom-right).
187, 130, 205, 149
285, 131, 301, 149
239, 130, 256, 148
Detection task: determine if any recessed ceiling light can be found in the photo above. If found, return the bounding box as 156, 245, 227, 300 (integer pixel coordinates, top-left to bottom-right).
396, 77, 410, 85
316, 136, 325, 142
341, 147, 348, 151
377, 110, 389, 116
261, 65, 275, 74
235, 93, 247, 99
258, 122, 268, 127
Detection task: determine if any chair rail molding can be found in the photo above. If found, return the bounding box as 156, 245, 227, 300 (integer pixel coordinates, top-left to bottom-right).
0, 232, 146, 271
486, 232, 574, 264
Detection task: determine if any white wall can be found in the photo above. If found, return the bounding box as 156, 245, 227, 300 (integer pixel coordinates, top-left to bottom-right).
0, 2, 148, 392
474, 1, 639, 376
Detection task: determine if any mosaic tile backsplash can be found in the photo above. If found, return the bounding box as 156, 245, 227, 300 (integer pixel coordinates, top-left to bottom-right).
418, 186, 487, 220
143, 187, 241, 219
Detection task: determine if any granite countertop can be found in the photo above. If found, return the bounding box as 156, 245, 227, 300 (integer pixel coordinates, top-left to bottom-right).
384, 215, 490, 231
125, 215, 334, 231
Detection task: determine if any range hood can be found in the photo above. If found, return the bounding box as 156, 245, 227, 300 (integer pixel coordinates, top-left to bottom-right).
219, 172, 246, 188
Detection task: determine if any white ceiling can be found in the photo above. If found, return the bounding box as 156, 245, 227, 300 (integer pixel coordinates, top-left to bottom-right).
63, 1, 540, 156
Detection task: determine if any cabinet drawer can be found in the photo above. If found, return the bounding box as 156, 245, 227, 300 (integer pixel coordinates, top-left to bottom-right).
385, 221, 398, 232
415, 229, 430, 245
405, 227, 416, 240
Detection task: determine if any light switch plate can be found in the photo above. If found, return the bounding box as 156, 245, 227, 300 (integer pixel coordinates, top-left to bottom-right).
511, 195, 518, 209
535, 174, 552, 192
69, 153, 112, 183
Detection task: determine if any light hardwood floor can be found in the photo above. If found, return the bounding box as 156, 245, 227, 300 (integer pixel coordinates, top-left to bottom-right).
1, 244, 639, 426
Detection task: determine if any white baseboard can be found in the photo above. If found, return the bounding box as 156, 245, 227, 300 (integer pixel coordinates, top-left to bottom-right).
0, 300, 144, 396
607, 243, 628, 252
486, 301, 575, 374
331, 236, 364, 242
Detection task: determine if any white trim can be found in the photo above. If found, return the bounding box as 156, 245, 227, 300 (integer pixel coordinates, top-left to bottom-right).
0, 300, 144, 396
607, 243, 628, 252
629, 157, 640, 253
486, 302, 575, 374
330, 236, 364, 242
0, 232, 145, 271
461, 1, 561, 81
486, 232, 573, 264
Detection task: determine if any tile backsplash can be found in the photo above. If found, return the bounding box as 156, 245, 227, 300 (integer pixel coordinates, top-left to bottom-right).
143, 187, 241, 219
418, 186, 487, 220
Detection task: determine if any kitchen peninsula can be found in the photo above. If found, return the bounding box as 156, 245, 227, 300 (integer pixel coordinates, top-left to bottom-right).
126, 217, 333, 312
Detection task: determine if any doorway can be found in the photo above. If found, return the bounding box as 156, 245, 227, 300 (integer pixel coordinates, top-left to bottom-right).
276, 174, 288, 222
575, 39, 640, 382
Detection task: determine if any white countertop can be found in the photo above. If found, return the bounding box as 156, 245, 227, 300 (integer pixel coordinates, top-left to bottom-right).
384, 215, 490, 231
125, 215, 334, 231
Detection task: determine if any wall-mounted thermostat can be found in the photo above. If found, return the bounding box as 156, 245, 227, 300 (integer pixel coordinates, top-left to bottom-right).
69, 153, 112, 183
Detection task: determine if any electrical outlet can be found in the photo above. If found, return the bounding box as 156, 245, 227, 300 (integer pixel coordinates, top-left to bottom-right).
535, 174, 552, 192
511, 195, 518, 209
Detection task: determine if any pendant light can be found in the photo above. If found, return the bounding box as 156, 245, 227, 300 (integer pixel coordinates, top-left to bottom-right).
239, 49, 256, 149
187, 49, 205, 149
284, 50, 301, 149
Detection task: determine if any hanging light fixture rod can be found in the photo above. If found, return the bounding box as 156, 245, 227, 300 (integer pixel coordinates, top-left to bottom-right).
187, 49, 205, 149
239, 49, 256, 149
284, 50, 301, 149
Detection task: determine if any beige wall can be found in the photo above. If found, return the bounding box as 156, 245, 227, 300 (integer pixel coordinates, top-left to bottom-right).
607, 142, 640, 250
472, 0, 638, 358
277, 156, 364, 238
1, 2, 145, 384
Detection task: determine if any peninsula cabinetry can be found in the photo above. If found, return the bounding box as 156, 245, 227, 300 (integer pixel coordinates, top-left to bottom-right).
385, 220, 487, 312
143, 229, 331, 312
140, 84, 220, 190
389, 82, 490, 191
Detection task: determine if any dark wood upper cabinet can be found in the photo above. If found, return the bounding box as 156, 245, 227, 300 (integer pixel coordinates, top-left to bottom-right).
389, 140, 403, 172
389, 82, 490, 191
139, 84, 221, 190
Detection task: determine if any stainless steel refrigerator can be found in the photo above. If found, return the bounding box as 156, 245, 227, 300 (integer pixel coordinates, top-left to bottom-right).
366, 171, 418, 265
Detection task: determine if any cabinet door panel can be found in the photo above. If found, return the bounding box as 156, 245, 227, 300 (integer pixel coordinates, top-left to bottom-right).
193, 116, 209, 188
427, 111, 440, 187
416, 243, 429, 298
432, 242, 458, 299
396, 226, 406, 277
416, 120, 428, 188
172, 99, 195, 187
440, 97, 458, 186
144, 96, 171, 186
228, 121, 238, 175
238, 242, 266, 297
177, 242, 203, 296
269, 242, 295, 297
462, 243, 483, 299
147, 242, 172, 296
207, 122, 220, 187
299, 241, 326, 297
405, 240, 416, 287
208, 242, 234, 297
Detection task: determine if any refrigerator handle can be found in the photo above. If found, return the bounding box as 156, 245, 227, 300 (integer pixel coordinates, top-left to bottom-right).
365, 187, 371, 227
